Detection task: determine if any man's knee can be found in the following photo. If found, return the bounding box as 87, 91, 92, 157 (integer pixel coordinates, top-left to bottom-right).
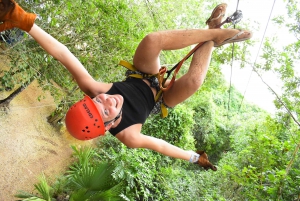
142, 32, 162, 47
186, 75, 205, 91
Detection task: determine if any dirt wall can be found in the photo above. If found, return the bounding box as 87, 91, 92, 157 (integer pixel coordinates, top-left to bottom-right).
0, 67, 95, 200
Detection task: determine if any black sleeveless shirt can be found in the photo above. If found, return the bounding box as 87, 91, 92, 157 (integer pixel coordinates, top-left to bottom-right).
106, 77, 155, 136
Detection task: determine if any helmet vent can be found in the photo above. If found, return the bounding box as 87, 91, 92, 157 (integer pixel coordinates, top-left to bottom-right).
81, 126, 90, 133
93, 123, 101, 129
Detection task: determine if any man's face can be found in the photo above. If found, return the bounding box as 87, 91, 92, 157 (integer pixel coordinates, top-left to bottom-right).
92, 93, 123, 123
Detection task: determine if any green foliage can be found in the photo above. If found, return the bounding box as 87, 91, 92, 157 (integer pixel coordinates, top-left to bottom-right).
96, 135, 169, 200
16, 146, 127, 201
8, 0, 300, 200
157, 167, 220, 200
182, 62, 266, 162
143, 104, 195, 150
22, 198, 48, 201
96, 134, 223, 200
33, 174, 54, 201
15, 174, 55, 201
15, 191, 42, 200
67, 146, 126, 201
206, 113, 300, 201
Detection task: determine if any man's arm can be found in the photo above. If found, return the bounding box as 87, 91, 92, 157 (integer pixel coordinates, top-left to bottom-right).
115, 124, 191, 161
116, 124, 217, 170
28, 24, 112, 96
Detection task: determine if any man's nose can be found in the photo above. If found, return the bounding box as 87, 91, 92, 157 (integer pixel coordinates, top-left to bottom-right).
106, 97, 113, 106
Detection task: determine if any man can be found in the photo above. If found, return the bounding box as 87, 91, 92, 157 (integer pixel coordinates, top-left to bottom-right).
0, 1, 251, 170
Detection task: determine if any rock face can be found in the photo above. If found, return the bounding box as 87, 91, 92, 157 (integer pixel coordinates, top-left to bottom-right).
0, 78, 94, 200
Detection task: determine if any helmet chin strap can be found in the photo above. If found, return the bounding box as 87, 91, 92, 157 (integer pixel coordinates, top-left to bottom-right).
104, 109, 122, 127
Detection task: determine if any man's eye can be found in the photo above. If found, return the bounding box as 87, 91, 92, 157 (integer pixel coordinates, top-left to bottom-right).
104, 109, 108, 115
96, 98, 101, 103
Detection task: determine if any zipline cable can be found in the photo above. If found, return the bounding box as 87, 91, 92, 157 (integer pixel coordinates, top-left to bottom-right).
237, 0, 277, 113
227, 0, 240, 118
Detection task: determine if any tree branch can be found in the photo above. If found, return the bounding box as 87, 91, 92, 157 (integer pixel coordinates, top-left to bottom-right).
252, 68, 300, 128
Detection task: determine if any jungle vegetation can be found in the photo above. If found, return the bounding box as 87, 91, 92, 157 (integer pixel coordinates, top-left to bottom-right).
0, 0, 299, 200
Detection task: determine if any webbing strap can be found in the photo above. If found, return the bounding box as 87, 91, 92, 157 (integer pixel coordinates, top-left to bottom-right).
155, 42, 206, 117
160, 102, 168, 118
119, 60, 157, 79
158, 42, 204, 92
119, 60, 137, 71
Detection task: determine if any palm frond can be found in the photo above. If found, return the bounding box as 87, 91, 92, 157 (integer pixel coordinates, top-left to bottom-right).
51, 175, 70, 195
22, 197, 47, 201
69, 162, 118, 191
71, 165, 96, 189
89, 181, 126, 201
89, 162, 117, 191
71, 145, 95, 166
69, 188, 90, 201
33, 174, 53, 201
15, 190, 37, 199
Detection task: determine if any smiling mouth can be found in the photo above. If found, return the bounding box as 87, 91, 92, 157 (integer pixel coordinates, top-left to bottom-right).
113, 98, 119, 108
114, 97, 118, 107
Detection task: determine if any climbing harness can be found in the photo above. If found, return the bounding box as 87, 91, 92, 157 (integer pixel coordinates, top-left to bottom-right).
119, 10, 243, 118
119, 60, 170, 117
125, 68, 160, 92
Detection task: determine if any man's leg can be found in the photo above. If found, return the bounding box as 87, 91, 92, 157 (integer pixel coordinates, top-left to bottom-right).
133, 29, 251, 75
163, 41, 214, 107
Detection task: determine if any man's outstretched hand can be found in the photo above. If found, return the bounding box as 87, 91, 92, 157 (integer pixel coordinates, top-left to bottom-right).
196, 150, 217, 171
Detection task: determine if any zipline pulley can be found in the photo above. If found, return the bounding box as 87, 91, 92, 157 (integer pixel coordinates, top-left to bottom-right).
215, 10, 243, 28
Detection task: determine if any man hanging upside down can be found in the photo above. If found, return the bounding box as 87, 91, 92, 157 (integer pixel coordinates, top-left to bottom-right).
0, 1, 252, 170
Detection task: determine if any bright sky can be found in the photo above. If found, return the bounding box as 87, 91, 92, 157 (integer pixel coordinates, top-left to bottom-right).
220, 0, 298, 114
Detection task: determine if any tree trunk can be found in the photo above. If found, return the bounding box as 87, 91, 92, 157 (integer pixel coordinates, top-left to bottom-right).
47, 103, 65, 127
0, 85, 25, 111
0, 78, 34, 111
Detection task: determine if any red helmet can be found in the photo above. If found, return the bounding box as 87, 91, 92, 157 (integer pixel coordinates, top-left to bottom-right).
65, 95, 105, 140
